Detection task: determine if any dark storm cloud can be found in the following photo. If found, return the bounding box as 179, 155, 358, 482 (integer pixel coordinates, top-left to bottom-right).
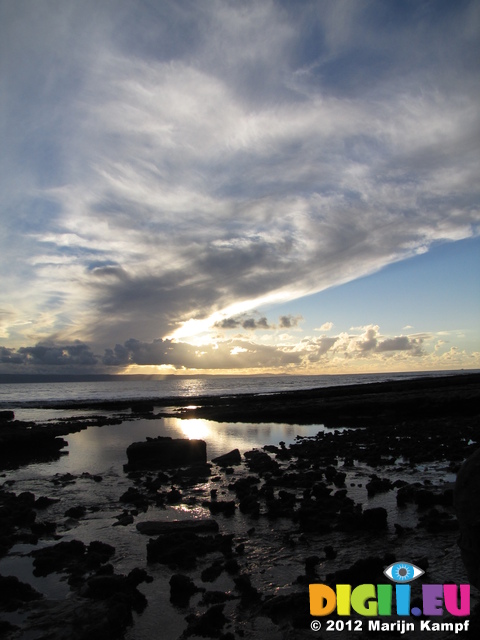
215, 315, 271, 331
0, 0, 479, 353
0, 346, 25, 365
18, 342, 99, 366
377, 336, 424, 355
101, 337, 301, 370
279, 315, 303, 329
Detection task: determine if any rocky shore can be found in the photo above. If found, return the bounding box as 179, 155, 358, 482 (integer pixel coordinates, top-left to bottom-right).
0, 373, 479, 639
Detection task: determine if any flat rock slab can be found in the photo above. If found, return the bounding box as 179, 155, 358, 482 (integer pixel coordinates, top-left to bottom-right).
126, 436, 207, 469
136, 519, 219, 535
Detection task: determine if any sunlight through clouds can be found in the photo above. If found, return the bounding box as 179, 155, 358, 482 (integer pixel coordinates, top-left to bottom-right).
0, 0, 479, 373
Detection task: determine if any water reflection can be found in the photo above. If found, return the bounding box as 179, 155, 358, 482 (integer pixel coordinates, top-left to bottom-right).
9, 415, 325, 479
177, 419, 211, 440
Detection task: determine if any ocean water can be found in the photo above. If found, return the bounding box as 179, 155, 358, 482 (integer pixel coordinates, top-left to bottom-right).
0, 370, 460, 408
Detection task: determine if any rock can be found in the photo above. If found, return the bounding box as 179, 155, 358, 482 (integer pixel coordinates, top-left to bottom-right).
166, 487, 183, 504
200, 590, 236, 605
456, 449, 480, 589
366, 474, 393, 496
170, 574, 203, 606
113, 513, 134, 527
324, 545, 336, 559
22, 594, 133, 640
327, 555, 394, 587
244, 450, 280, 475
126, 437, 207, 469
81, 569, 151, 612
212, 449, 242, 466
65, 505, 87, 519
146, 531, 234, 569
233, 574, 261, 605
184, 603, 228, 637
119, 487, 149, 509
34, 496, 60, 509
201, 560, 224, 583
305, 555, 320, 576
203, 500, 236, 516
0, 411, 15, 423
0, 575, 42, 611
136, 519, 219, 536
262, 592, 310, 628
361, 507, 388, 530
30, 539, 115, 577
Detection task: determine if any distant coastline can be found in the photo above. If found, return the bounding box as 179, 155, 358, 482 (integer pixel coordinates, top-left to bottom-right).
0, 368, 477, 385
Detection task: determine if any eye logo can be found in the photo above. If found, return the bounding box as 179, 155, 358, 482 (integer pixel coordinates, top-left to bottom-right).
384, 561, 424, 583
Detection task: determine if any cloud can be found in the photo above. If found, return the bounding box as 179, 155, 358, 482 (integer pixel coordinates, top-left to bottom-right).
376, 336, 423, 354
100, 337, 301, 370
0, 1, 479, 352
1, 321, 478, 374
0, 341, 99, 369
315, 322, 334, 332
215, 315, 272, 331
279, 315, 303, 329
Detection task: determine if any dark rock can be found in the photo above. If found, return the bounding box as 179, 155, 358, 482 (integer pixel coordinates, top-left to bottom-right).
0, 411, 15, 423
200, 591, 236, 606
203, 500, 236, 516
0, 575, 43, 611
305, 555, 320, 576
455, 448, 480, 588
324, 545, 336, 560
327, 555, 394, 587
30, 520, 57, 536
212, 449, 242, 466
166, 487, 182, 504
244, 450, 280, 475
136, 519, 219, 536
170, 574, 202, 606
361, 507, 388, 530
417, 508, 459, 533
366, 474, 393, 496
126, 436, 207, 470
233, 574, 261, 604
146, 531, 234, 569
132, 402, 154, 414
184, 603, 228, 638
34, 495, 59, 509
201, 560, 224, 583
119, 487, 149, 509
30, 539, 115, 577
173, 463, 212, 480
82, 568, 152, 613
262, 592, 309, 627
224, 558, 240, 574
65, 505, 87, 519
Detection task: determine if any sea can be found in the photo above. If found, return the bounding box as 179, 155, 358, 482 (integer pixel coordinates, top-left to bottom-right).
0, 369, 465, 409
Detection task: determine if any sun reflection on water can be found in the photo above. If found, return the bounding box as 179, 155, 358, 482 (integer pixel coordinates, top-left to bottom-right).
179, 419, 211, 440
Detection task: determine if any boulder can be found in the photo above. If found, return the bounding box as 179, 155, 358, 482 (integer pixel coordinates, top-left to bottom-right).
136, 519, 219, 535
126, 436, 206, 469
211, 449, 242, 466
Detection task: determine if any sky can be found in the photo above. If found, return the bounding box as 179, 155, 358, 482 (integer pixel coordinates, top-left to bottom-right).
0, 0, 479, 375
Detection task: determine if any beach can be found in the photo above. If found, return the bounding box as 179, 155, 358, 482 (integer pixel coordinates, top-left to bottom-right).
1, 372, 479, 639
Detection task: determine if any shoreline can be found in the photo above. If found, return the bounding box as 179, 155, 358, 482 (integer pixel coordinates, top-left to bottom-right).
1, 372, 479, 639
11, 370, 480, 423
